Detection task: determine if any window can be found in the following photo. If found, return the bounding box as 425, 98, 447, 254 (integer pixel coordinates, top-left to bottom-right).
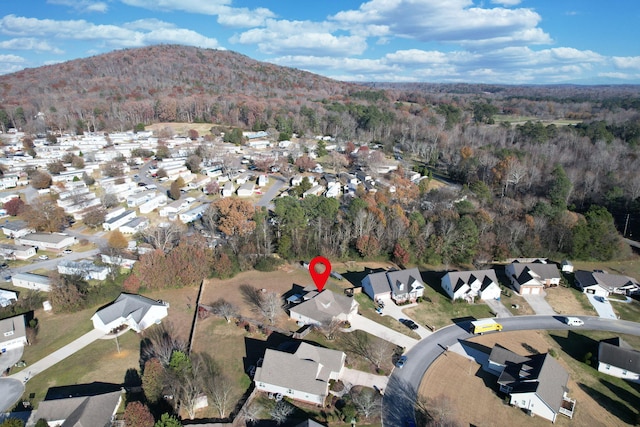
3, 331, 13, 337
622, 370, 628, 375
605, 364, 610, 370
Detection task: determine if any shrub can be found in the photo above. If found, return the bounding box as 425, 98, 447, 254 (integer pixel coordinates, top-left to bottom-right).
548, 348, 558, 358
254, 256, 284, 272
583, 351, 593, 365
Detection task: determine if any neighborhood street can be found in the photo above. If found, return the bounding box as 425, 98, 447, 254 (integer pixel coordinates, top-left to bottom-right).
382, 315, 640, 427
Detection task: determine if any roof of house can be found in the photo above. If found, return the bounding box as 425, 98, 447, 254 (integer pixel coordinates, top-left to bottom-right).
2, 220, 30, 231
290, 290, 356, 325
12, 272, 51, 284
387, 267, 424, 296
364, 271, 392, 296
510, 263, 560, 285
495, 347, 568, 414
295, 420, 327, 427
18, 232, 73, 244
254, 342, 344, 397
575, 270, 640, 292
445, 269, 499, 293
489, 344, 530, 367
0, 314, 26, 344
35, 389, 122, 427
599, 337, 640, 373
93, 293, 165, 326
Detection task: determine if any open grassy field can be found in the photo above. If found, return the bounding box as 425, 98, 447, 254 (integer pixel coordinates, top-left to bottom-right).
419, 330, 640, 427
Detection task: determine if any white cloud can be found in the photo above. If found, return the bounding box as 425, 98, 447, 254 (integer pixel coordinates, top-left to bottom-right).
0, 38, 64, 54
612, 56, 640, 70
491, 0, 522, 5
0, 15, 220, 49
47, 0, 108, 13
120, 0, 274, 27
234, 19, 366, 56
0, 54, 25, 63
330, 0, 550, 46
124, 19, 177, 31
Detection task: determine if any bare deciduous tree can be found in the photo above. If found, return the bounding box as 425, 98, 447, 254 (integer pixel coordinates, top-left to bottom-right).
270, 401, 294, 425
141, 323, 187, 368
338, 330, 395, 370
351, 387, 382, 419
207, 299, 238, 323
239, 284, 283, 324
140, 222, 184, 252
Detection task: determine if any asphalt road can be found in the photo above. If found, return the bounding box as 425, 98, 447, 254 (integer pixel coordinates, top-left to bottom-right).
382, 315, 640, 427
255, 175, 286, 209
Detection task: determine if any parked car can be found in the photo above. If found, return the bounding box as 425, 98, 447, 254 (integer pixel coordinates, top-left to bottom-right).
400, 318, 419, 330
63, 249, 73, 254
395, 355, 407, 368
38, 255, 49, 260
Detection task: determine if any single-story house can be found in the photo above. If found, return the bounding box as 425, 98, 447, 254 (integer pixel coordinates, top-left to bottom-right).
91, 293, 169, 333
489, 345, 575, 422
505, 262, 561, 295
237, 182, 255, 197
0, 314, 27, 352
574, 270, 640, 297
119, 217, 149, 234
35, 388, 123, 427
361, 268, 425, 304
12, 272, 52, 292
254, 342, 345, 405
221, 181, 235, 198
58, 260, 109, 281
289, 290, 358, 326
0, 288, 18, 307
16, 232, 76, 251
598, 337, 640, 382
100, 253, 138, 269
441, 269, 502, 301
1, 220, 33, 239
179, 203, 209, 223
102, 209, 136, 231
0, 243, 36, 260
561, 260, 574, 273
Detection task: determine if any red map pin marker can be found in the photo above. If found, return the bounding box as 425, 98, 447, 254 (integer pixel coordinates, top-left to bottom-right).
309, 256, 331, 292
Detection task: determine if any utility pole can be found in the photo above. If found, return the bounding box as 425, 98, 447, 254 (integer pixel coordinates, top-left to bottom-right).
623, 213, 630, 237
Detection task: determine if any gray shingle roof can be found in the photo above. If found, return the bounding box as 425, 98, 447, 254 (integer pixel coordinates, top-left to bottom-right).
365, 271, 392, 295
387, 267, 424, 295
254, 342, 344, 397
35, 389, 122, 426
290, 290, 356, 325
0, 314, 26, 345
599, 337, 640, 373
95, 293, 164, 325
445, 269, 499, 292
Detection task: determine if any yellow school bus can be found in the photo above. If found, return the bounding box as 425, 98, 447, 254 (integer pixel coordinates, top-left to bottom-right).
470, 319, 503, 334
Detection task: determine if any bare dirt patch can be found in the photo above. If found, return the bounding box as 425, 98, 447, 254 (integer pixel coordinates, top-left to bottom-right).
419, 331, 631, 427
545, 286, 597, 316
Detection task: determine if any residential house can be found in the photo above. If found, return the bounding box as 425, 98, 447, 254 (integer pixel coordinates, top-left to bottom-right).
361, 268, 425, 304
1, 220, 33, 239
103, 209, 136, 231
58, 260, 109, 281
100, 253, 138, 269
0, 314, 27, 352
0, 243, 36, 260
91, 293, 169, 333
489, 345, 575, 422
179, 203, 209, 223
35, 388, 123, 427
139, 194, 167, 214
561, 260, 574, 273
257, 174, 268, 187
126, 190, 156, 208
505, 262, 561, 295
574, 270, 640, 297
119, 217, 149, 234
237, 182, 255, 197
303, 185, 325, 198
17, 232, 76, 251
221, 181, 235, 198
254, 342, 345, 405
0, 288, 18, 307
12, 272, 52, 292
598, 337, 640, 382
289, 290, 358, 326
441, 269, 502, 301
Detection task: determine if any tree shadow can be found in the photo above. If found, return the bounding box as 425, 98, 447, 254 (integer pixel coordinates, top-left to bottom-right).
43, 382, 122, 400
419, 270, 448, 299
341, 267, 386, 288
382, 375, 419, 427
598, 377, 640, 416
243, 332, 299, 373
548, 330, 599, 363
577, 382, 637, 425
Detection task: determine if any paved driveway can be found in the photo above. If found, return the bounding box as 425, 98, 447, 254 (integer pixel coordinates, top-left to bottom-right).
586, 294, 617, 319
0, 378, 24, 415
378, 301, 432, 339
340, 367, 388, 391
485, 299, 512, 318
349, 314, 418, 350
521, 293, 556, 315
0, 347, 24, 374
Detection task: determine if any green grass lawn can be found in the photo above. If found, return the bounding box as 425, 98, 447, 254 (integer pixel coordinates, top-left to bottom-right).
354, 293, 420, 340
611, 298, 640, 323
546, 330, 640, 425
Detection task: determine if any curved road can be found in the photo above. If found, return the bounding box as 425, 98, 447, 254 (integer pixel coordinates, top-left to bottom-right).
382, 315, 640, 427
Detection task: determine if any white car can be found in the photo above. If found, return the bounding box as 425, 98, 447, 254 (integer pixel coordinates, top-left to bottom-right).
564, 317, 584, 326
63, 249, 73, 254
38, 255, 49, 260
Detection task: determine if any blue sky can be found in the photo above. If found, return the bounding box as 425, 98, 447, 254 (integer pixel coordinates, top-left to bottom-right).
1, 0, 639, 84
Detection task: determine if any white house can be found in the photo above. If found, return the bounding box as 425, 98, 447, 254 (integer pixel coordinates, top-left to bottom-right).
139, 194, 167, 214
289, 290, 358, 326
505, 262, 561, 295
561, 260, 574, 273
17, 233, 76, 251
0, 243, 36, 260
119, 217, 149, 234
361, 268, 425, 304
490, 345, 574, 422
103, 210, 136, 231
179, 204, 209, 223
0, 288, 18, 307
58, 260, 109, 281
221, 181, 235, 198
257, 174, 268, 187
1, 220, 33, 239
0, 314, 28, 352
254, 342, 345, 405
12, 272, 52, 292
575, 270, 640, 297
598, 337, 640, 382
127, 190, 156, 208
237, 182, 255, 197
441, 269, 502, 301
91, 293, 169, 333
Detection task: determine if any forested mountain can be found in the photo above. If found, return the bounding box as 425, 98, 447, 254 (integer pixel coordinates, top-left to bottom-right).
2, 44, 640, 264
0, 44, 360, 132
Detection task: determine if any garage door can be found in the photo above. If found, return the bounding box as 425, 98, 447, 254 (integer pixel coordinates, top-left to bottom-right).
531, 287, 541, 295
521, 287, 530, 295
